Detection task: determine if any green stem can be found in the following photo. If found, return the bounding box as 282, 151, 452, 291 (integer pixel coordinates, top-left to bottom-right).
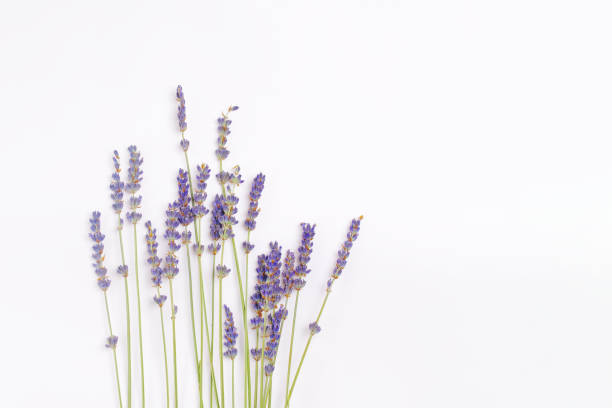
157, 289, 170, 408
197, 253, 221, 408
169, 280, 179, 408
132, 223, 145, 407
185, 237, 202, 398
232, 359, 236, 408
211, 252, 217, 408
104, 292, 124, 408
284, 291, 331, 407
253, 331, 260, 408
284, 292, 300, 406
117, 220, 132, 408
219, 276, 225, 408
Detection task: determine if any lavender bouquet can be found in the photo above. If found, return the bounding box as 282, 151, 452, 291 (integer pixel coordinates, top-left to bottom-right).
88, 86, 363, 408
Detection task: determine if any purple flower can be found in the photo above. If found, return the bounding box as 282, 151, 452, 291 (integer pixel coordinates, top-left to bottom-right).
105, 335, 119, 349
176, 85, 187, 133
262, 305, 286, 373
220, 194, 239, 240
293, 223, 316, 291
208, 242, 221, 255
245, 173, 265, 231
210, 195, 224, 241
125, 146, 143, 224
215, 107, 239, 161
145, 221, 163, 287
327, 216, 363, 290
223, 305, 239, 360
281, 250, 296, 297
89, 211, 110, 291
215, 265, 230, 279
117, 265, 128, 278
250, 348, 262, 361
110, 150, 125, 214
177, 169, 193, 226
154, 294, 167, 307
264, 364, 275, 376
193, 164, 211, 218
308, 322, 321, 335
242, 241, 255, 254
163, 202, 181, 280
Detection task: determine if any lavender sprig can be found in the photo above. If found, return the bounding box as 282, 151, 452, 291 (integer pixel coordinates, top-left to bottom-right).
89, 211, 123, 408
145, 220, 170, 407
110, 151, 132, 408
284, 216, 363, 408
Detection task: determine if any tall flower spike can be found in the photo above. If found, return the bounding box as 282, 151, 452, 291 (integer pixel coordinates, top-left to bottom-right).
145, 221, 163, 287
210, 194, 224, 241
244, 173, 265, 232
110, 150, 125, 215
223, 305, 238, 359
293, 223, 316, 291
281, 250, 296, 297
163, 202, 181, 280
327, 216, 363, 290
215, 106, 239, 161
192, 163, 211, 219
125, 145, 143, 224
176, 85, 187, 134
89, 211, 110, 291
176, 169, 193, 226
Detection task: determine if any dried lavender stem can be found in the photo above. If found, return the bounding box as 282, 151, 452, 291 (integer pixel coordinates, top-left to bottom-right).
219, 243, 226, 408
117, 218, 132, 408
232, 359, 236, 408
169, 279, 178, 408
132, 223, 146, 407
253, 331, 260, 408
156, 288, 170, 408
104, 292, 124, 408
197, 254, 221, 408
284, 291, 330, 407
184, 239, 202, 389
284, 291, 300, 406
219, 161, 252, 408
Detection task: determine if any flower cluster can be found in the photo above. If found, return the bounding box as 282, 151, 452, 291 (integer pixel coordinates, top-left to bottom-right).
163, 203, 181, 280
89, 211, 110, 291
281, 250, 296, 298
245, 173, 265, 232
327, 216, 363, 289
192, 164, 211, 219
263, 305, 287, 375
223, 305, 238, 360
215, 106, 239, 161
293, 223, 316, 291
177, 169, 193, 227
176, 85, 188, 135
125, 145, 143, 224
145, 221, 163, 287
110, 150, 125, 216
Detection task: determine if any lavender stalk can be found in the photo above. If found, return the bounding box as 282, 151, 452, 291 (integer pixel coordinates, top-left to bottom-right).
284, 216, 363, 408
223, 305, 239, 408
90, 211, 123, 408
110, 151, 131, 408
126, 145, 145, 407
145, 221, 170, 408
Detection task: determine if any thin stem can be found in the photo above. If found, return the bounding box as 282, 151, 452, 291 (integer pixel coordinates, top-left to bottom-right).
284, 291, 300, 405
104, 292, 123, 408
232, 359, 236, 408
253, 331, 260, 408
284, 291, 331, 408
117, 220, 132, 408
169, 280, 178, 408
197, 254, 221, 408
132, 223, 145, 407
244, 231, 251, 408
218, 276, 225, 408
156, 289, 170, 408
185, 238, 202, 397
211, 253, 217, 408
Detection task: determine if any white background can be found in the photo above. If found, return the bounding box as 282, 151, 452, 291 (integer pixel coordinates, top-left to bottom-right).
1, 0, 612, 407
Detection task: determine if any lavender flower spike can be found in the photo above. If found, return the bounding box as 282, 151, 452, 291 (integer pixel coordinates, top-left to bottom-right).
125, 145, 143, 224
89, 211, 110, 291
215, 106, 239, 161
327, 215, 363, 290
145, 221, 163, 288
223, 305, 238, 359
106, 335, 119, 349
293, 223, 316, 291
176, 85, 187, 134
110, 150, 125, 216
244, 173, 265, 232
163, 202, 181, 280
